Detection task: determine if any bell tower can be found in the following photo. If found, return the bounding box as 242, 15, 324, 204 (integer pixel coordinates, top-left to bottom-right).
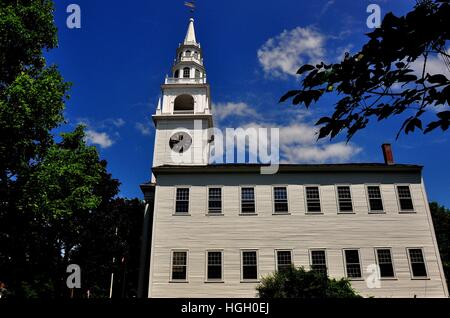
152, 18, 213, 169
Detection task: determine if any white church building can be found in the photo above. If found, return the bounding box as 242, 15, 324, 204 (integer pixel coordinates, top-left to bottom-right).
138, 18, 449, 298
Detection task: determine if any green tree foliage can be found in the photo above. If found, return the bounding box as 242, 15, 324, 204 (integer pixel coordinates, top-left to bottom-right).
281, 0, 450, 140
0, 1, 145, 298
256, 266, 361, 298
429, 202, 450, 289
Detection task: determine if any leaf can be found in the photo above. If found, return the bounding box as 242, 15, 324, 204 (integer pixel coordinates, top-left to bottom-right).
427, 74, 449, 85
315, 117, 331, 125
296, 64, 315, 75
279, 90, 299, 103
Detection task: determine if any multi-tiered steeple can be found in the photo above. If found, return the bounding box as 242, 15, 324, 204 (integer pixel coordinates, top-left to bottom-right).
152, 18, 213, 169
165, 18, 206, 85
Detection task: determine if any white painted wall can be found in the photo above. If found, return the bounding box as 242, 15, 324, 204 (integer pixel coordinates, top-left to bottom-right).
148, 171, 448, 298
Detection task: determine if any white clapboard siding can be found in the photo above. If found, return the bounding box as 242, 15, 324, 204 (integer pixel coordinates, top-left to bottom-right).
148, 171, 448, 298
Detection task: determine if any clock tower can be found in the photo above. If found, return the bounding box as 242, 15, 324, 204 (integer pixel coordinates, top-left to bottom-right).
152, 18, 213, 169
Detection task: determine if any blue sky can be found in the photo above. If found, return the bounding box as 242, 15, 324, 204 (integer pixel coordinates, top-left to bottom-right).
46, 0, 450, 206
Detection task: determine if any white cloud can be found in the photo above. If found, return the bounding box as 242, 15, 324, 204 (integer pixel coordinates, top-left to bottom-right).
241, 121, 362, 164
135, 122, 152, 136
85, 130, 114, 149
109, 118, 126, 128
213, 102, 261, 122
411, 51, 450, 79
281, 142, 362, 163
257, 27, 326, 78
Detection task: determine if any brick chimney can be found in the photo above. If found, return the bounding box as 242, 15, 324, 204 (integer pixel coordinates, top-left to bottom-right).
382, 144, 394, 165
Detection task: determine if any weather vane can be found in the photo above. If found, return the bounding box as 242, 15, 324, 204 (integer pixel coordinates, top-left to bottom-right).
184, 1, 196, 15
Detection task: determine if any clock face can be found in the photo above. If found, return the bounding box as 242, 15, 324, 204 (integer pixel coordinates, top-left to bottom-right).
169, 132, 192, 153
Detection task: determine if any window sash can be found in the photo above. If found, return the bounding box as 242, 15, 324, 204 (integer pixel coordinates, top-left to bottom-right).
337, 186, 353, 212
368, 186, 384, 212
175, 188, 189, 213
310, 250, 327, 275
208, 188, 222, 213
408, 249, 428, 278
306, 187, 321, 212
376, 249, 395, 278
344, 250, 362, 278
276, 251, 292, 272
241, 188, 255, 213
397, 186, 414, 211
207, 252, 222, 280
242, 251, 258, 280
171, 252, 187, 280
183, 68, 190, 78
274, 187, 288, 213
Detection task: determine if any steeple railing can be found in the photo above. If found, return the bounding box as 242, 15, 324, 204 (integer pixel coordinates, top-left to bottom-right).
165, 77, 207, 85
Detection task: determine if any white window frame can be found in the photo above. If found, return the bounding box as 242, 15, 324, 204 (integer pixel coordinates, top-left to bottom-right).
207, 186, 224, 215
239, 185, 257, 215
170, 249, 189, 282
205, 250, 224, 282
406, 247, 429, 280
173, 186, 191, 215
304, 185, 322, 214
272, 185, 290, 214
365, 184, 385, 214
335, 185, 354, 214
240, 249, 259, 282
342, 249, 363, 280
275, 249, 293, 272
309, 249, 328, 275
374, 247, 397, 280
396, 184, 416, 213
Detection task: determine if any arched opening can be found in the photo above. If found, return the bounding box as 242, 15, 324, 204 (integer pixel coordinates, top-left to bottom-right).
178, 52, 183, 60
174, 69, 180, 78
193, 51, 199, 59
186, 50, 191, 57
183, 67, 191, 78
195, 69, 201, 78
174, 94, 194, 113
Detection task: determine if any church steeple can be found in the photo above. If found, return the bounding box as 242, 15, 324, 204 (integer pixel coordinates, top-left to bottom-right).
167, 18, 205, 84
152, 18, 213, 169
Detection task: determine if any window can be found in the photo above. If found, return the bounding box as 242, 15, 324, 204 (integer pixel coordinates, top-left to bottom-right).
193, 51, 199, 59
242, 251, 258, 281
344, 250, 362, 279
208, 188, 222, 214
241, 187, 255, 214
368, 186, 384, 212
207, 251, 222, 281
195, 69, 201, 78
306, 187, 321, 213
175, 188, 189, 213
273, 187, 288, 213
171, 251, 187, 281
408, 248, 428, 278
397, 186, 414, 211
337, 186, 353, 212
183, 67, 190, 78
376, 248, 395, 278
276, 250, 292, 272
174, 70, 180, 78
310, 250, 327, 275
185, 50, 191, 57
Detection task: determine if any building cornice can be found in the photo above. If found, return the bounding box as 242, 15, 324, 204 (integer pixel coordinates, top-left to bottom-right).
152, 163, 423, 175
